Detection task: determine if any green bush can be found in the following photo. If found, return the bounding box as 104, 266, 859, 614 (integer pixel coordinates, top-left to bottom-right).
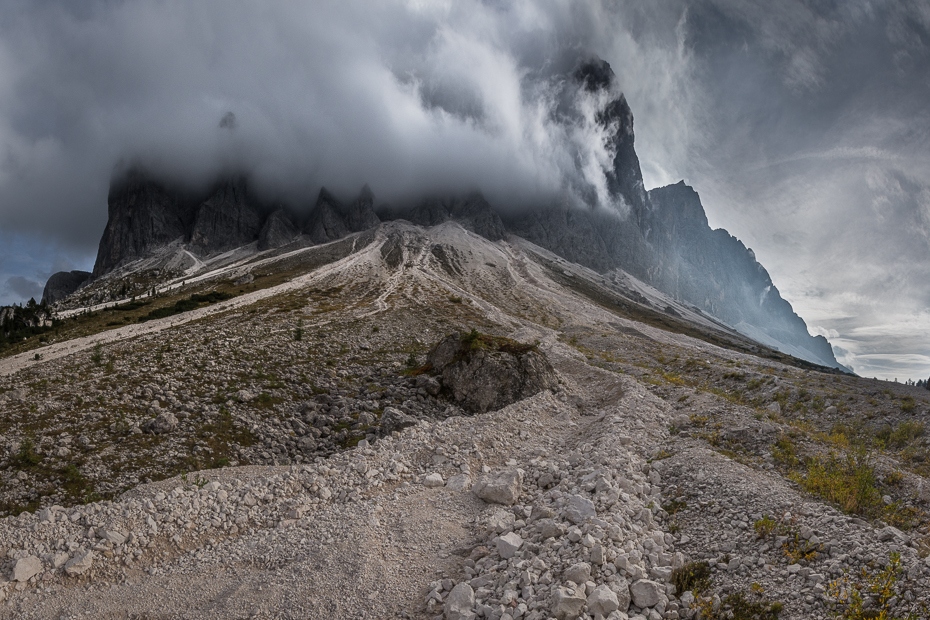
16, 440, 42, 467
671, 561, 712, 594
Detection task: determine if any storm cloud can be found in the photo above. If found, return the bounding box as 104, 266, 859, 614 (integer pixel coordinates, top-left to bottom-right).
0, 0, 928, 380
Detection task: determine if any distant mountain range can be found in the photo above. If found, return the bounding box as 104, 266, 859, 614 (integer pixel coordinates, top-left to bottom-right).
44, 58, 846, 371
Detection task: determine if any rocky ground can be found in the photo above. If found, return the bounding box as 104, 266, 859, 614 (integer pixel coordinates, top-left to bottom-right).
1, 222, 929, 619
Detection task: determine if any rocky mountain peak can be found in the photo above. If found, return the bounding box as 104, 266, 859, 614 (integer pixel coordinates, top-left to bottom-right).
189, 175, 263, 256
574, 57, 615, 93
92, 167, 192, 276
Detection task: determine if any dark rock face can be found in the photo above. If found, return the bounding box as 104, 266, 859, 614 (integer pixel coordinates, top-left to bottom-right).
344, 185, 381, 233
42, 271, 92, 305
85, 56, 839, 369
382, 193, 505, 241
189, 176, 263, 255
257, 208, 300, 250
426, 333, 559, 413
509, 59, 842, 370
305, 189, 350, 244
93, 170, 195, 276
92, 171, 382, 274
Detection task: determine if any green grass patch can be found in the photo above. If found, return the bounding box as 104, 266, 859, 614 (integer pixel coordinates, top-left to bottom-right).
138, 291, 235, 323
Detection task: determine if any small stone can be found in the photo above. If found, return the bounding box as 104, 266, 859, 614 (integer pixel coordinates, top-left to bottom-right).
495, 532, 523, 559
445, 582, 476, 620
878, 526, 906, 542
446, 474, 471, 492
472, 469, 524, 505
12, 556, 43, 582
680, 591, 695, 608
629, 579, 662, 608
423, 473, 445, 488
380, 407, 417, 434
536, 519, 564, 539
564, 494, 596, 524
563, 563, 591, 585
64, 549, 95, 576
99, 530, 126, 545
587, 584, 620, 616
551, 583, 587, 620
144, 411, 178, 434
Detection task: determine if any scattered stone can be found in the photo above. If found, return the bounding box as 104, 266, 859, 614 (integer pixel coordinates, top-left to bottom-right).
629, 579, 662, 608
12, 556, 43, 582
495, 532, 523, 559
64, 549, 95, 576
423, 473, 444, 488
563, 562, 591, 586
446, 474, 471, 492
445, 582, 476, 620
587, 584, 620, 617
143, 411, 178, 435
551, 582, 587, 620
472, 469, 524, 505
380, 407, 417, 434
564, 494, 596, 524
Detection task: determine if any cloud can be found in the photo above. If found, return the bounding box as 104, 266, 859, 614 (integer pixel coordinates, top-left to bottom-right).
3, 275, 43, 301
0, 0, 701, 243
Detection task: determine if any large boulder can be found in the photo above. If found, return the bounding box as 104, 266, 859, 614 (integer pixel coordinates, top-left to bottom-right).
143, 411, 178, 435
380, 407, 417, 435
426, 332, 558, 413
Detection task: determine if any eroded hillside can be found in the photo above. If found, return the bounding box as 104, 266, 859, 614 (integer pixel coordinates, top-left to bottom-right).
0, 222, 928, 619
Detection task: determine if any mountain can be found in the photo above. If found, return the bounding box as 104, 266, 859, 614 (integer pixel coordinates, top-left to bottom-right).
7, 216, 928, 618
41, 270, 92, 305
48, 57, 842, 370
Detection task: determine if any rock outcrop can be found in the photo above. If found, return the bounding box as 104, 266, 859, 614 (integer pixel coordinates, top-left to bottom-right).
92, 169, 195, 276
41, 270, 91, 305
306, 189, 351, 244
505, 57, 842, 370
189, 176, 264, 255
257, 207, 300, 251
87, 172, 383, 278
380, 193, 506, 242
426, 332, 558, 413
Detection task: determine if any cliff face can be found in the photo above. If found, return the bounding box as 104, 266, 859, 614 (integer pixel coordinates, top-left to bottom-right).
189, 176, 264, 256
88, 176, 384, 277
92, 170, 195, 276
506, 59, 842, 369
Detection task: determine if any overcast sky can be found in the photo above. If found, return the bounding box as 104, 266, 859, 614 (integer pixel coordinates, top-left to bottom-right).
0, 0, 927, 381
